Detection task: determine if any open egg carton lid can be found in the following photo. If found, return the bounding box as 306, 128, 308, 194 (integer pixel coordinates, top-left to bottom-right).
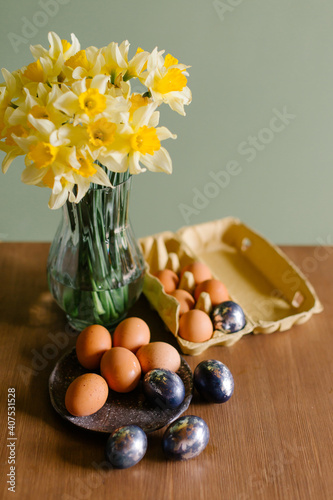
139, 216, 323, 355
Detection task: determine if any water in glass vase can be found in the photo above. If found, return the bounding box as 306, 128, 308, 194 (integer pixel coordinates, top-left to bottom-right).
48, 271, 144, 331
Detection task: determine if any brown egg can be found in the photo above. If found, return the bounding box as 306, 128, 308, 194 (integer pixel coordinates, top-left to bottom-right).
178, 310, 214, 343
76, 324, 112, 370
155, 269, 179, 293
194, 279, 229, 306
136, 342, 181, 374
170, 289, 195, 316
113, 317, 150, 353
65, 373, 109, 417
180, 261, 212, 285
100, 347, 141, 393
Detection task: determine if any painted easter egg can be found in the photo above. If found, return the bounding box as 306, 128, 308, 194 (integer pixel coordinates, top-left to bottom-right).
211, 300, 246, 333
105, 425, 147, 469
162, 415, 209, 461
193, 359, 234, 403
143, 369, 185, 409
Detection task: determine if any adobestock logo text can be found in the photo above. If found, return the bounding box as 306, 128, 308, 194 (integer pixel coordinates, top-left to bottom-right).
8, 0, 71, 54
178, 106, 296, 224
237, 107, 296, 162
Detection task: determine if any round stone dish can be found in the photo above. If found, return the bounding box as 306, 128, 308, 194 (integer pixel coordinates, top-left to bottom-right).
49, 347, 193, 433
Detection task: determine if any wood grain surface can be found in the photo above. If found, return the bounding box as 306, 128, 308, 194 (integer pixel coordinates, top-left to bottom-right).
0, 243, 332, 500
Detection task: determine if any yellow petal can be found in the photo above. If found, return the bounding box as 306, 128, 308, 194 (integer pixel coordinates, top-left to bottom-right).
154, 68, 187, 94
134, 47, 148, 72
23, 60, 45, 83
28, 105, 50, 129
129, 94, 149, 116
76, 153, 97, 177
164, 54, 178, 68
27, 142, 57, 169
65, 50, 89, 71
130, 126, 160, 155
4, 125, 29, 145
78, 88, 106, 117
61, 39, 72, 53
42, 168, 55, 188
87, 118, 116, 147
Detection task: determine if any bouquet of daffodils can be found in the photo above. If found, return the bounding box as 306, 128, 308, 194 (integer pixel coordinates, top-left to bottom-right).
0, 31, 191, 209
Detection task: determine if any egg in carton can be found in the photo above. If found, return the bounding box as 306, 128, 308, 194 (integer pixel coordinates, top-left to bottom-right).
139, 217, 323, 356
139, 229, 253, 355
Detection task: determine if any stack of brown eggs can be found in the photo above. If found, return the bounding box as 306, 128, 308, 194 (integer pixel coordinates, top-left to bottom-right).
155, 261, 229, 343
65, 320, 181, 417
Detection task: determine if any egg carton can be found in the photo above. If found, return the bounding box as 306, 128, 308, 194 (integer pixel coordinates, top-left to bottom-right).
139, 216, 323, 355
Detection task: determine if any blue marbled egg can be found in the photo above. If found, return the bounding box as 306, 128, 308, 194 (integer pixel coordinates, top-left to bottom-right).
105, 425, 147, 469
211, 300, 246, 333
143, 369, 186, 409
194, 359, 234, 404
162, 415, 209, 461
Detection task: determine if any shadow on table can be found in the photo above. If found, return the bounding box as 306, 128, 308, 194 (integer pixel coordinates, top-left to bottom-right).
54, 423, 168, 469
55, 421, 109, 469
18, 371, 110, 469
0, 243, 61, 327
145, 431, 167, 463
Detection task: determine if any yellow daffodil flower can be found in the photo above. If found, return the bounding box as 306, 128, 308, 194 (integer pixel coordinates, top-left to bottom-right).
98, 102, 176, 175
65, 50, 90, 71
23, 60, 45, 83
123, 47, 150, 81
143, 48, 192, 115
27, 142, 58, 169
30, 31, 81, 63
53, 75, 127, 126
87, 118, 117, 147
1, 68, 22, 105
102, 41, 128, 84
78, 88, 106, 117
130, 126, 160, 156
66, 46, 105, 81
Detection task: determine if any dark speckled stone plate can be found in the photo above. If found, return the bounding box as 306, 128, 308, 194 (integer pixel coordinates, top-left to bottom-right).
49, 347, 193, 434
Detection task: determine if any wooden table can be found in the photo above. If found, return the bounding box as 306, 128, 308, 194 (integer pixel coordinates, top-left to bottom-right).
1, 244, 332, 500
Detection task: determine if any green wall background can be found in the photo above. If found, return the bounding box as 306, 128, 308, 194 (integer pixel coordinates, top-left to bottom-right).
0, 0, 332, 244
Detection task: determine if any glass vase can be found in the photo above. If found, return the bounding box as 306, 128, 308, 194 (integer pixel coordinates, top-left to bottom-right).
47, 171, 145, 331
